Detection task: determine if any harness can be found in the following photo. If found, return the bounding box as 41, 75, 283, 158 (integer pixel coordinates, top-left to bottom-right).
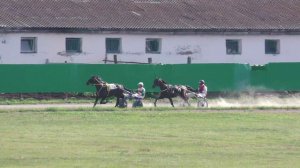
102, 83, 110, 92
160, 88, 168, 93
160, 86, 176, 95
156, 80, 184, 96
93, 78, 111, 97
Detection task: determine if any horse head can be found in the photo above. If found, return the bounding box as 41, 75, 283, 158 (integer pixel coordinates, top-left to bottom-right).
152, 78, 159, 88
152, 78, 167, 88
86, 75, 102, 85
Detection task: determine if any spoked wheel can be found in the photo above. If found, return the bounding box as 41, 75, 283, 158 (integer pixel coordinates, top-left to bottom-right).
118, 98, 128, 108
197, 98, 208, 108
123, 99, 128, 107
132, 100, 143, 108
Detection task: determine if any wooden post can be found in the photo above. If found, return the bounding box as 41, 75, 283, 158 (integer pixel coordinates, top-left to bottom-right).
113, 55, 118, 64
104, 54, 107, 64
148, 57, 152, 64
187, 57, 191, 64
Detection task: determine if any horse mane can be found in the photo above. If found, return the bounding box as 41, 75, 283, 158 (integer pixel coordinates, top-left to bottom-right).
96, 76, 102, 81
160, 79, 167, 84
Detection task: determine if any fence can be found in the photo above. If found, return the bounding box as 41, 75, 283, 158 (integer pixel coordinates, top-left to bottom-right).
0, 63, 299, 93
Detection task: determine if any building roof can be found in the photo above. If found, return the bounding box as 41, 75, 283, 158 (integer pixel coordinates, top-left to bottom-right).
1, 0, 300, 33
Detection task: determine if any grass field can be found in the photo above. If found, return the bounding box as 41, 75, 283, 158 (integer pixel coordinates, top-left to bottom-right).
0, 108, 300, 168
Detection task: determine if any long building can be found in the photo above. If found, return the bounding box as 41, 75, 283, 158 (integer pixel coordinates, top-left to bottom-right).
0, 0, 300, 64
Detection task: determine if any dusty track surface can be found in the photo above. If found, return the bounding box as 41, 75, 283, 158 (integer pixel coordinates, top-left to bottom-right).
0, 102, 169, 110
0, 103, 93, 110
1, 95, 300, 110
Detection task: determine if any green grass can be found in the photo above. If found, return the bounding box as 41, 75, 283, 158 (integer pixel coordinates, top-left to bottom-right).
0, 109, 300, 168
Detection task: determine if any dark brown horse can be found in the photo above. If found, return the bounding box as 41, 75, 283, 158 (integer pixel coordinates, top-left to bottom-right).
152, 78, 190, 107
86, 76, 131, 107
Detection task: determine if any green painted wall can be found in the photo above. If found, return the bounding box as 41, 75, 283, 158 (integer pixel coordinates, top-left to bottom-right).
250, 63, 300, 91
0, 63, 299, 93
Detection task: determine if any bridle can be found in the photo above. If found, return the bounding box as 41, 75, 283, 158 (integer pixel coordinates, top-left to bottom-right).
155, 79, 169, 92
92, 77, 112, 97
93, 77, 103, 86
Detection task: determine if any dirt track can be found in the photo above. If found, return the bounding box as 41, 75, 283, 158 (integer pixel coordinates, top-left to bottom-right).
1, 95, 300, 110
0, 102, 174, 110
0, 104, 93, 110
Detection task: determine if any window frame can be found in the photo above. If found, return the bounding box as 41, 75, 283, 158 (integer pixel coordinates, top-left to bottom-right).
66, 38, 82, 53
146, 38, 161, 54
21, 37, 37, 53
226, 39, 242, 55
265, 39, 280, 55
105, 38, 121, 54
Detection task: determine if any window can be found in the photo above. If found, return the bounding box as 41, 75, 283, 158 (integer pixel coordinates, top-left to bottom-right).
146, 38, 161, 54
21, 37, 37, 53
265, 40, 280, 54
66, 38, 82, 53
106, 38, 121, 53
226, 39, 241, 55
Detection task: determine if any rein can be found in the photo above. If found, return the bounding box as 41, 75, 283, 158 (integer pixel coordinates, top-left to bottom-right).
156, 80, 170, 93
93, 77, 111, 97
160, 88, 168, 93
94, 77, 102, 85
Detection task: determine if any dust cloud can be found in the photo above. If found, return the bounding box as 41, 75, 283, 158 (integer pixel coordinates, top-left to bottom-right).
207, 93, 300, 108
149, 92, 300, 108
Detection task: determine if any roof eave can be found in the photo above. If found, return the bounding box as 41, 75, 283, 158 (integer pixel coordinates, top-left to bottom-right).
1, 27, 300, 35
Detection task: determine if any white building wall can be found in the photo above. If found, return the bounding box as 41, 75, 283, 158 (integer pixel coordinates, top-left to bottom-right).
0, 32, 300, 65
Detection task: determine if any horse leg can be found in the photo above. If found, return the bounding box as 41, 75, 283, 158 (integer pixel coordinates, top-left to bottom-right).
154, 98, 158, 107
115, 97, 120, 107
93, 97, 99, 108
183, 95, 191, 106
168, 98, 175, 107
100, 98, 106, 104
153, 93, 160, 107
185, 98, 191, 106
154, 93, 164, 107
182, 90, 190, 106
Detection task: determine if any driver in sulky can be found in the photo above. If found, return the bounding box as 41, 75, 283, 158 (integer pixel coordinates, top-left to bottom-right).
197, 80, 207, 98
132, 82, 146, 107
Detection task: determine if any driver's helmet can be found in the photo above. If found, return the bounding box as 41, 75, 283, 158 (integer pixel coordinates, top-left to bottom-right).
138, 82, 144, 87
199, 80, 205, 84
